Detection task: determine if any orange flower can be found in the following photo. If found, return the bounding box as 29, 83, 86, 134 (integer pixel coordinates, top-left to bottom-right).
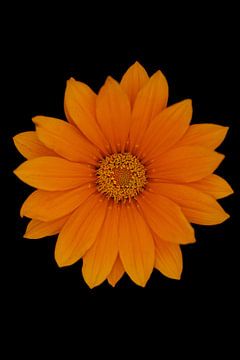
13, 62, 233, 288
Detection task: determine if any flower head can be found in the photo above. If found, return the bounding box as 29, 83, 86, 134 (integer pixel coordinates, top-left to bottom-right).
14, 62, 233, 288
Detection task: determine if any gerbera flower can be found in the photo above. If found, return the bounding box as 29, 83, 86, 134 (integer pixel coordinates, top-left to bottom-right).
13, 62, 233, 288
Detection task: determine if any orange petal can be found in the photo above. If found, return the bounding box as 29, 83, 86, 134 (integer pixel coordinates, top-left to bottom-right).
138, 192, 195, 244
96, 77, 131, 152
149, 146, 224, 182
189, 174, 233, 199
13, 131, 57, 159
118, 204, 154, 287
55, 194, 107, 267
154, 235, 183, 280
139, 100, 192, 159
24, 216, 68, 239
33, 116, 100, 165
149, 183, 229, 225
120, 61, 149, 107
21, 184, 96, 221
177, 124, 229, 150
129, 70, 168, 151
107, 256, 125, 287
14, 156, 94, 191
82, 204, 119, 288
64, 78, 108, 152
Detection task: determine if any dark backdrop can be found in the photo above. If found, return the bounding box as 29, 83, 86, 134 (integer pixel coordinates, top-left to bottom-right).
3, 3, 239, 350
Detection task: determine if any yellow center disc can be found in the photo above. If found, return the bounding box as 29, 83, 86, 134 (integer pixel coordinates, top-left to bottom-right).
96, 153, 147, 202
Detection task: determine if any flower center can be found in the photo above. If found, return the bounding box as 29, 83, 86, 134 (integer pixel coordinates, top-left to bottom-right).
96, 153, 147, 202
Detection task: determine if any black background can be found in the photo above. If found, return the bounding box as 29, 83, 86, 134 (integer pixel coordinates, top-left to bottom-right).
2, 3, 239, 349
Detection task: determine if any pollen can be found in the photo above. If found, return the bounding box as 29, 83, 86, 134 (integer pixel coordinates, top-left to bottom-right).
96, 153, 147, 202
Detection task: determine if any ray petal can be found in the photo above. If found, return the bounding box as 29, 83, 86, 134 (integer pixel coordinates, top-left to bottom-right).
138, 192, 195, 244
13, 131, 57, 159
21, 184, 96, 221
24, 216, 69, 239
96, 77, 131, 152
33, 116, 100, 165
107, 256, 125, 287
129, 70, 168, 151
149, 183, 229, 225
120, 61, 149, 107
139, 99, 192, 158
64, 78, 108, 152
14, 156, 94, 191
55, 194, 108, 267
189, 174, 233, 199
149, 146, 224, 182
177, 124, 229, 150
154, 234, 183, 280
82, 204, 119, 288
118, 204, 155, 287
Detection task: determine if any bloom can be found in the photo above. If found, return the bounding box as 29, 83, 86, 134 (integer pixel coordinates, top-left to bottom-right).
14, 62, 233, 288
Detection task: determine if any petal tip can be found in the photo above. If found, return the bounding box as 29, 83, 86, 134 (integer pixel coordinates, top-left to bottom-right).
187, 233, 196, 244
105, 76, 116, 85
222, 211, 230, 223
219, 153, 225, 161
107, 279, 116, 287
12, 134, 18, 143
184, 98, 192, 106
132, 275, 149, 287
32, 116, 40, 125
154, 69, 167, 79
66, 77, 77, 88
222, 126, 230, 138
12, 136, 19, 149
165, 272, 182, 280
13, 164, 25, 179
85, 281, 97, 290
54, 249, 65, 267
185, 224, 196, 244
54, 249, 73, 268
133, 60, 144, 68
217, 125, 230, 140
137, 280, 148, 287
209, 210, 230, 225
55, 256, 66, 268
13, 168, 19, 176
23, 230, 37, 239
20, 207, 24, 218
